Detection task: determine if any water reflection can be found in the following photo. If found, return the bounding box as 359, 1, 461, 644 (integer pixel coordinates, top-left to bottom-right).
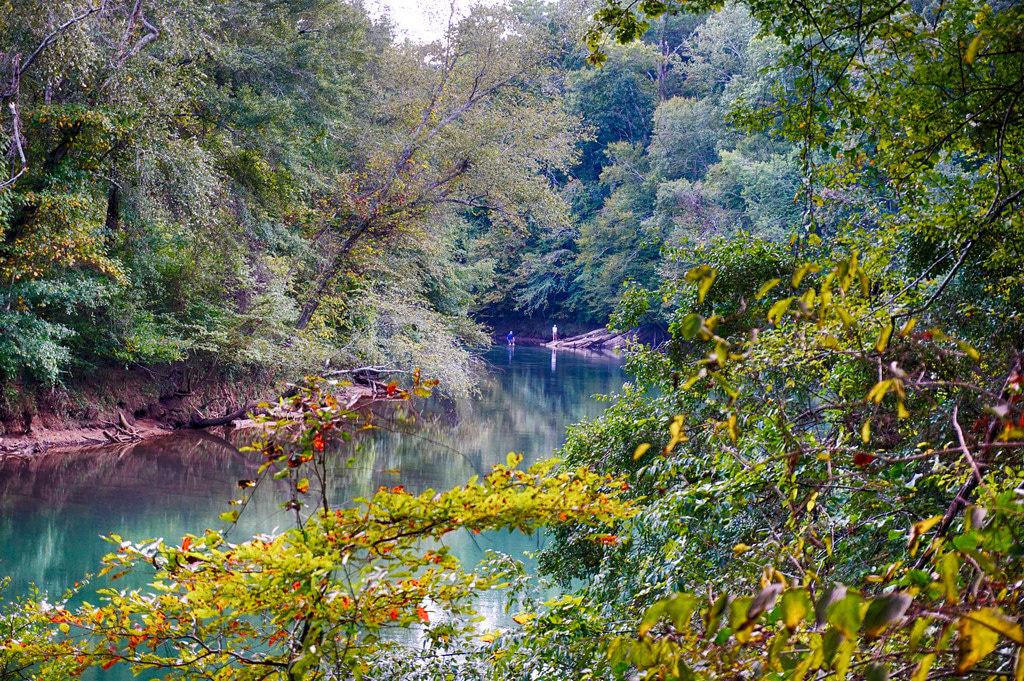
0, 346, 623, 666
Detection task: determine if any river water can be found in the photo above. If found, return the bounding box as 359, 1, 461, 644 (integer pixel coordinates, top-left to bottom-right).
0, 345, 623, 670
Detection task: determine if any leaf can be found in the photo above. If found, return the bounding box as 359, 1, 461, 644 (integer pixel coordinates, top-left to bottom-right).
732, 543, 752, 555
639, 601, 666, 636
836, 305, 854, 328
911, 654, 936, 681
863, 593, 913, 639
963, 608, 1024, 645
664, 415, 688, 454
965, 32, 984, 63
632, 443, 652, 461
875, 323, 893, 353
729, 596, 754, 643
697, 271, 716, 304
756, 278, 781, 300
857, 269, 870, 297
957, 340, 981, 361
792, 263, 820, 289
860, 419, 871, 444
767, 297, 795, 324
939, 552, 959, 604
866, 379, 892, 403
678, 313, 703, 340
219, 510, 239, 524
416, 607, 430, 623
958, 611, 1001, 672
664, 594, 700, 630
296, 478, 310, 494
866, 663, 889, 681
781, 588, 812, 631
827, 594, 864, 638
909, 514, 943, 551
816, 584, 847, 627
511, 613, 534, 625
748, 583, 782, 620
705, 592, 729, 638
833, 637, 855, 680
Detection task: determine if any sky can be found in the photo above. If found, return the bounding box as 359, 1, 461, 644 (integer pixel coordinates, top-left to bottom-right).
365, 0, 490, 42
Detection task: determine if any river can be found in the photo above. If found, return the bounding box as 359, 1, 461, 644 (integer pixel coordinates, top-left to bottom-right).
0, 345, 623, 673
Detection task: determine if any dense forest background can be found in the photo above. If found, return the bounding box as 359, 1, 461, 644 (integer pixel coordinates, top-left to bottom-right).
1, 0, 803, 402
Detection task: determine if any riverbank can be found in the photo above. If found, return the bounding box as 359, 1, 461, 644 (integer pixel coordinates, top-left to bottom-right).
0, 364, 401, 456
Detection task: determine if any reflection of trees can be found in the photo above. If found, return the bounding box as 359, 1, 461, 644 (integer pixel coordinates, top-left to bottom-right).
363, 347, 625, 488
0, 347, 623, 603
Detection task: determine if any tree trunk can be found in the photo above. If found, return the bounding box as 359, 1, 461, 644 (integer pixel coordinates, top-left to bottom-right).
294, 220, 370, 331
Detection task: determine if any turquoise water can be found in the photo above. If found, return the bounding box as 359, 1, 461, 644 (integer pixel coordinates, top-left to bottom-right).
0, 346, 623, 675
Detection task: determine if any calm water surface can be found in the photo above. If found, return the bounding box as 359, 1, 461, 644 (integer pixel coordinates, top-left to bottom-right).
0, 346, 623, 673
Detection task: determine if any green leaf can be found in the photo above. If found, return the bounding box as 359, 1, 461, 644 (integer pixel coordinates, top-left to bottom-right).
816, 584, 847, 627
863, 593, 912, 639
704, 592, 729, 638
664, 593, 700, 631
827, 594, 864, 638
219, 510, 239, 523
939, 552, 959, 604
729, 596, 754, 643
866, 663, 889, 681
678, 313, 703, 340
781, 588, 812, 631
833, 636, 856, 680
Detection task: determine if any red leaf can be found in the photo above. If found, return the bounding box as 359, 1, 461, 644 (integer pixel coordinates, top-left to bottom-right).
417, 607, 430, 623
853, 452, 876, 466
181, 536, 193, 552
389, 608, 399, 621
312, 432, 325, 452
101, 659, 117, 671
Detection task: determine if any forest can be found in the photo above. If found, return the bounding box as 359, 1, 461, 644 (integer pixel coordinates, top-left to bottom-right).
1, 0, 1023, 678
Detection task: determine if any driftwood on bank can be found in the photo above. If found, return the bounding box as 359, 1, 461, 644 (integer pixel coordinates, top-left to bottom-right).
187, 368, 409, 429
544, 324, 666, 353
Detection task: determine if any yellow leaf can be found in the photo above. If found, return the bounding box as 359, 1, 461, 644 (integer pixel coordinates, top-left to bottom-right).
875, 323, 893, 353
861, 419, 871, 444
511, 613, 534, 625
756, 278, 781, 300
633, 443, 652, 461
733, 543, 752, 555
958, 611, 1000, 672
965, 32, 984, 63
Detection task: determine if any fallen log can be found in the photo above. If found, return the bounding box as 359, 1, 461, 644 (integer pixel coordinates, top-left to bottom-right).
189, 401, 256, 429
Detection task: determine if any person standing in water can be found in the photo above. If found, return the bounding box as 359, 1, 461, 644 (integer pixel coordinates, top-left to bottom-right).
552, 324, 558, 342
506, 330, 515, 346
